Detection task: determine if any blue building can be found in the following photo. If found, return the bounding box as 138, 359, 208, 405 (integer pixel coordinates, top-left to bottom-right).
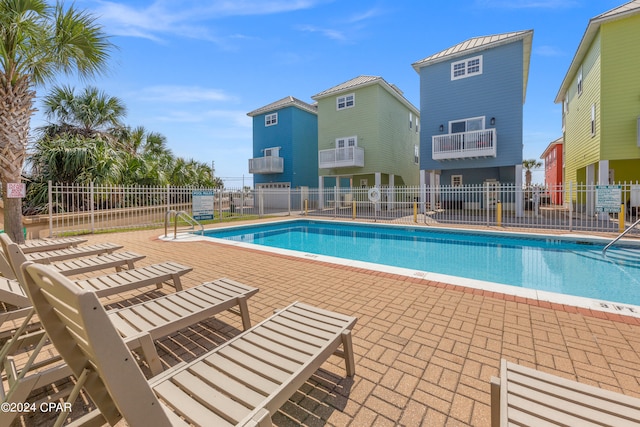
247, 96, 318, 189
412, 30, 533, 207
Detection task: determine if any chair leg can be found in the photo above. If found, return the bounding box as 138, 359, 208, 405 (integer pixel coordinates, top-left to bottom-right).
490, 376, 501, 427
341, 330, 355, 377
237, 296, 251, 331
170, 273, 183, 291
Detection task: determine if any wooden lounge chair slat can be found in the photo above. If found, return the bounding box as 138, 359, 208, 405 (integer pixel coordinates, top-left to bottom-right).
289, 303, 355, 324
109, 314, 143, 337
243, 332, 310, 364
219, 346, 290, 384
189, 362, 265, 408
173, 369, 251, 422
260, 322, 325, 352
53, 251, 145, 276
26, 243, 123, 263
18, 237, 87, 254
134, 301, 182, 323
508, 373, 640, 423
491, 359, 640, 427
232, 339, 302, 374
154, 379, 234, 426
0, 277, 29, 307
203, 353, 279, 396
272, 314, 336, 340
114, 308, 157, 331
280, 309, 346, 333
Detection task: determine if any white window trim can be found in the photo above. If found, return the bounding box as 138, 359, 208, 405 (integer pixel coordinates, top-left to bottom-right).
591, 104, 596, 137
414, 145, 419, 164
452, 175, 463, 187
263, 146, 280, 157
451, 55, 483, 81
577, 66, 583, 96
336, 93, 355, 110
265, 113, 278, 126
335, 136, 358, 148
449, 116, 485, 133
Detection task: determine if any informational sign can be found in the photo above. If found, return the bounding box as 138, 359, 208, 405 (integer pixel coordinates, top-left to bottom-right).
6, 183, 26, 198
595, 185, 621, 213
192, 190, 214, 220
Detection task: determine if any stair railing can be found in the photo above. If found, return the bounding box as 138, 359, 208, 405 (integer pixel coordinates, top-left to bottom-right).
602, 217, 640, 255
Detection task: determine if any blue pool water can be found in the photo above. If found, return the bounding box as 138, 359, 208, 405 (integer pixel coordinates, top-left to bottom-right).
204, 220, 640, 306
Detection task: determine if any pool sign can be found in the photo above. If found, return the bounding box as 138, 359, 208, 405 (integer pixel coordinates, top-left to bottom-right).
192, 190, 214, 220
6, 183, 26, 198
595, 185, 621, 213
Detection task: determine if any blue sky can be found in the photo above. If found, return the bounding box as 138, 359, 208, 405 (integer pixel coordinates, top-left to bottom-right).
33, 0, 627, 186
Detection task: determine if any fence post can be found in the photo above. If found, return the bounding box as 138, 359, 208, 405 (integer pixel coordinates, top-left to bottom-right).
90, 182, 95, 233
288, 187, 291, 216
48, 180, 53, 237
569, 182, 573, 232
334, 187, 338, 218
166, 184, 170, 213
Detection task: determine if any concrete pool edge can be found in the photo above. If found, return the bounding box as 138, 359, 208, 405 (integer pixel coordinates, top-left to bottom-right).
161, 218, 640, 321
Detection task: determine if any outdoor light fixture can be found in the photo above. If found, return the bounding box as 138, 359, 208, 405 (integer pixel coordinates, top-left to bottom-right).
490, 117, 496, 126
439, 124, 444, 132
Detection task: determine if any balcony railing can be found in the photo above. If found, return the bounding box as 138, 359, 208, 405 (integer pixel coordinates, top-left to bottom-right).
248, 156, 284, 174
319, 146, 365, 169
432, 129, 497, 160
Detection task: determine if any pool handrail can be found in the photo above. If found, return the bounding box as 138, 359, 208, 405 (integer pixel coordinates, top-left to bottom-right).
164, 210, 204, 239
602, 217, 640, 255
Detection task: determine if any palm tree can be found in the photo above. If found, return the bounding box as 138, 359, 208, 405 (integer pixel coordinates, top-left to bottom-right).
0, 0, 112, 242
523, 159, 542, 188
39, 85, 126, 140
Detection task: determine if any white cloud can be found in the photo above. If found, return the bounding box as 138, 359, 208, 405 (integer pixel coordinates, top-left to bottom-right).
134, 85, 236, 103
534, 45, 565, 57
296, 7, 382, 42
91, 0, 333, 43
296, 25, 347, 41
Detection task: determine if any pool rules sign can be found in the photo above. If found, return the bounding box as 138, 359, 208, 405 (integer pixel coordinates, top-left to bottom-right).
596, 185, 621, 213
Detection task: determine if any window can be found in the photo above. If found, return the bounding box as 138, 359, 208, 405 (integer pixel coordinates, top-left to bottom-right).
577, 67, 583, 96
591, 104, 596, 137
415, 116, 419, 133
337, 93, 355, 110
451, 55, 483, 80
449, 117, 484, 133
409, 112, 413, 129
360, 179, 368, 188
336, 136, 357, 148
264, 147, 280, 157
414, 146, 419, 164
452, 175, 463, 187
265, 113, 277, 126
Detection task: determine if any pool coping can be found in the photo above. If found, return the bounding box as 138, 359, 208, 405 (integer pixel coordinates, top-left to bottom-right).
162, 218, 640, 320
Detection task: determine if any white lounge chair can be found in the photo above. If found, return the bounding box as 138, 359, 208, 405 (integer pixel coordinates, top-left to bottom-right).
21, 262, 357, 427
18, 237, 88, 254
490, 359, 640, 426
1, 234, 143, 277
1, 274, 259, 426
24, 242, 123, 263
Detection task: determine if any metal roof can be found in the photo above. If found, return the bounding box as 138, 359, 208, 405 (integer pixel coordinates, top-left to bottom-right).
412, 30, 533, 103
247, 96, 317, 117
412, 30, 533, 70
311, 75, 419, 115
555, 0, 640, 103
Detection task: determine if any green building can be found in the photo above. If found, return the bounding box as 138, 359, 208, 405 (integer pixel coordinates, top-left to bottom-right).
312, 75, 420, 191
555, 1, 640, 192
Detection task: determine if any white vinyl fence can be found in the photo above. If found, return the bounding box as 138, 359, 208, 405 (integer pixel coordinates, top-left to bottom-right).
46, 181, 640, 237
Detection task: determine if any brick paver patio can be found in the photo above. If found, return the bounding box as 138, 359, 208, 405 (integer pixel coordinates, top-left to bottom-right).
9, 221, 640, 426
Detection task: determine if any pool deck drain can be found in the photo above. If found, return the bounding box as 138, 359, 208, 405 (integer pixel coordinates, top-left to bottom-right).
22, 223, 640, 426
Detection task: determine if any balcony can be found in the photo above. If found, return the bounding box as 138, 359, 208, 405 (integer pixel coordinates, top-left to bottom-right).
319, 146, 365, 169
248, 156, 284, 174
432, 129, 497, 160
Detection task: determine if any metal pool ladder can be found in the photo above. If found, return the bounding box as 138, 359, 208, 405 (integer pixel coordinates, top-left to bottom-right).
602, 217, 640, 255
165, 210, 204, 239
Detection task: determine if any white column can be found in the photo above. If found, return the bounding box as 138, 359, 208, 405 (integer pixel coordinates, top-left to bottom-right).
597, 160, 610, 220
419, 170, 426, 214
318, 176, 324, 209
375, 172, 381, 212
429, 170, 437, 212
586, 163, 595, 216
388, 174, 395, 211
515, 164, 523, 217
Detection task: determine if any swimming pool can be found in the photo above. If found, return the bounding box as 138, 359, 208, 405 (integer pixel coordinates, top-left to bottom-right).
201, 219, 640, 308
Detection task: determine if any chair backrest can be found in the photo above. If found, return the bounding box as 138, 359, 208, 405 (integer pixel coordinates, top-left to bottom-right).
0, 250, 16, 280
0, 234, 27, 283
21, 262, 172, 426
